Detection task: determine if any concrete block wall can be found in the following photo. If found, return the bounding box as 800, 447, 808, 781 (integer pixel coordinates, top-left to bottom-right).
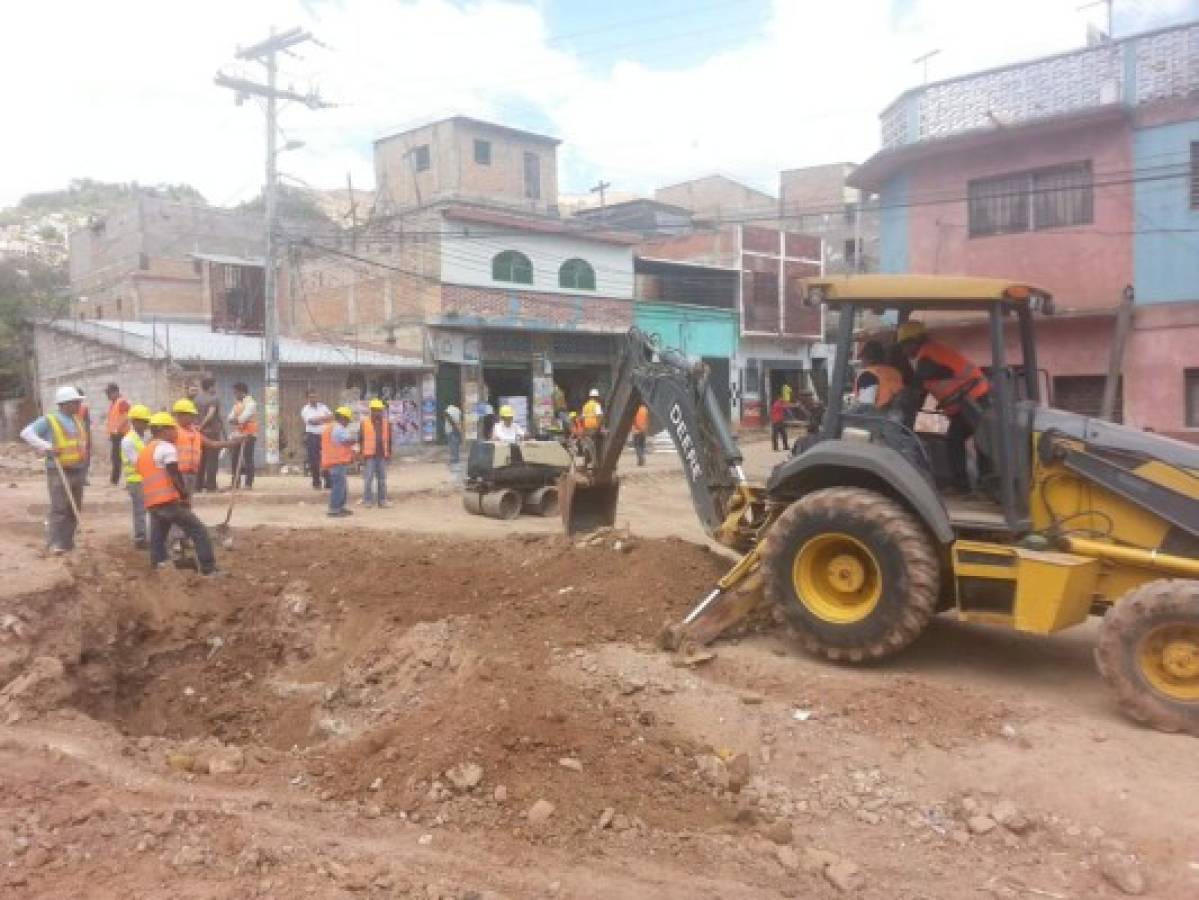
32, 325, 166, 454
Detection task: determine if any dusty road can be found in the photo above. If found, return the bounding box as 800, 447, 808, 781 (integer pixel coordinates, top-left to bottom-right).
1, 440, 1197, 898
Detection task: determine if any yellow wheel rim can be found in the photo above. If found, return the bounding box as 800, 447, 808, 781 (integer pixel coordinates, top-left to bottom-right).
792, 532, 882, 624
1137, 624, 1199, 702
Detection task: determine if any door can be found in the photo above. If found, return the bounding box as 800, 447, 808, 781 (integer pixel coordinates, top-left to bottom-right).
434, 363, 460, 442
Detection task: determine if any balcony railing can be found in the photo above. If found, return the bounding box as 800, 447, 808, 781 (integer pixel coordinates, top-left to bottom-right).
881, 21, 1199, 149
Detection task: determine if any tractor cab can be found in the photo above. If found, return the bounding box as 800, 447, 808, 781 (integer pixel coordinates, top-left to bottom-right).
785, 275, 1056, 535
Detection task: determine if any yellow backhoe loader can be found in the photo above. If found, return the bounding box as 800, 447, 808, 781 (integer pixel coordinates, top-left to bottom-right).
561, 275, 1199, 736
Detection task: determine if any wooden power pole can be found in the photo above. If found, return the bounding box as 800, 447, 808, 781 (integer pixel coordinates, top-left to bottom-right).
215, 27, 330, 471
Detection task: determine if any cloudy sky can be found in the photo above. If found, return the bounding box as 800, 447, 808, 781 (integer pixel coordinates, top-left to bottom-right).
1, 0, 1195, 208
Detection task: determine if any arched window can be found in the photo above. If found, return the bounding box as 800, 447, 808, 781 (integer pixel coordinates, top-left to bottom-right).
558, 258, 596, 291
491, 250, 533, 285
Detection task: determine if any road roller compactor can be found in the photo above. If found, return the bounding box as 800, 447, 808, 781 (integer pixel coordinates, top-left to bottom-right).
463, 438, 572, 520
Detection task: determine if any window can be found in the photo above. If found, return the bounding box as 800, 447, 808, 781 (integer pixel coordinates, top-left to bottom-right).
412, 144, 430, 172
968, 162, 1092, 237
1053, 374, 1123, 424
474, 139, 491, 165
1191, 142, 1199, 210
523, 152, 541, 201
492, 250, 533, 285
843, 238, 861, 269
1187, 370, 1199, 426
558, 258, 595, 291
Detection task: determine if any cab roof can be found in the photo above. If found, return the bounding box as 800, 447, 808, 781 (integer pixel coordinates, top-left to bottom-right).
803, 275, 1053, 310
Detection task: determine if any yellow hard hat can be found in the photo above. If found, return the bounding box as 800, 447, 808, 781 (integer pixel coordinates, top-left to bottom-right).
128, 404, 151, 421
369, 398, 385, 410
148, 412, 177, 428
499, 405, 514, 418
172, 398, 199, 415
897, 321, 926, 343
334, 405, 353, 419
569, 411, 577, 419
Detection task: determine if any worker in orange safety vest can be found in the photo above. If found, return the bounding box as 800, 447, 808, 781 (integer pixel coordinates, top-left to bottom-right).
321, 406, 356, 517
898, 321, 992, 492
136, 412, 220, 575
359, 398, 393, 508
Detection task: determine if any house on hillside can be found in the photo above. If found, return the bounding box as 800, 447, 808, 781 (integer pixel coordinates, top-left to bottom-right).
851, 18, 1199, 437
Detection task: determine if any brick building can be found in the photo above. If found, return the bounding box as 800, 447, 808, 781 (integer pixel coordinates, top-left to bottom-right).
67, 194, 264, 325
851, 19, 1199, 437
655, 174, 777, 226
292, 117, 638, 437
637, 225, 824, 425
374, 117, 560, 217
779, 163, 879, 275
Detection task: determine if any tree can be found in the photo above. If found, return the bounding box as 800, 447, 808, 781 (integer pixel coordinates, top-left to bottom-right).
18, 179, 207, 213
0, 257, 68, 399
237, 184, 334, 225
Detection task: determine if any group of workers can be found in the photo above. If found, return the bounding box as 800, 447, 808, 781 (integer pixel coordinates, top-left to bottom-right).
849, 320, 991, 493
20, 383, 257, 574
301, 392, 400, 515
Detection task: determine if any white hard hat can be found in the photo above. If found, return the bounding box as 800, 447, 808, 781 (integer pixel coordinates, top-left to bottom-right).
55, 386, 84, 404
589, 388, 600, 398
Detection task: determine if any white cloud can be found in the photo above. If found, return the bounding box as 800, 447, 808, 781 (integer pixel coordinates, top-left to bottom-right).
0, 0, 1194, 208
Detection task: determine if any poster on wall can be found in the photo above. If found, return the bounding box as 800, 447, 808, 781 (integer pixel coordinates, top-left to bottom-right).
420, 373, 436, 443
532, 375, 555, 435
389, 385, 422, 445
462, 367, 480, 440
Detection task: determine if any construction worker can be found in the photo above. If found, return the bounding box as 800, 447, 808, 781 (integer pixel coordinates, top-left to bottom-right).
137, 412, 219, 575
227, 382, 258, 489
443, 401, 463, 466
897, 321, 991, 492
20, 386, 91, 555
172, 398, 246, 494
120, 404, 152, 549
359, 398, 393, 508
632, 404, 650, 466
321, 406, 356, 517
582, 388, 603, 432
854, 340, 905, 412
195, 376, 223, 493
301, 390, 332, 489
491, 405, 526, 443
104, 383, 131, 486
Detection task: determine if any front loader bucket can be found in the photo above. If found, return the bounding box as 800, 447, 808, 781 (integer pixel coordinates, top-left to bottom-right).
559, 472, 621, 536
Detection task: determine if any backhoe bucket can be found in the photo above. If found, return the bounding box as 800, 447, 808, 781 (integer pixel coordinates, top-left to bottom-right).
559, 472, 621, 536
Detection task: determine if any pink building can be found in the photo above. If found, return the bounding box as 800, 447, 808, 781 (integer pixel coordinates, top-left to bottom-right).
851, 20, 1199, 438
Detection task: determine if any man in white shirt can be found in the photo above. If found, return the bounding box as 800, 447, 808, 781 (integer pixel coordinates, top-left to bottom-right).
443, 402, 463, 465
227, 382, 258, 489
491, 405, 526, 443
301, 391, 332, 489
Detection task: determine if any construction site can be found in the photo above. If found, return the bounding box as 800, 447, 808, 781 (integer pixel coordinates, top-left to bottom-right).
4, 282, 1199, 899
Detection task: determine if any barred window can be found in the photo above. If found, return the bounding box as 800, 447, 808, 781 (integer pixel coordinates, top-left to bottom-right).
968, 162, 1092, 237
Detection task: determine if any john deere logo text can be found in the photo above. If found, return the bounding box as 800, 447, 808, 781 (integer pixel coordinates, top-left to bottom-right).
670, 404, 703, 482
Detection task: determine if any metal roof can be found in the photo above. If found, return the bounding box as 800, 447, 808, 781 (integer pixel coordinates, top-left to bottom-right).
42, 320, 428, 368
189, 251, 266, 267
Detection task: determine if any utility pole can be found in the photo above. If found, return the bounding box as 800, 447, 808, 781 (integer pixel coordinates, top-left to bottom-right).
215, 27, 330, 472
913, 49, 941, 86
590, 180, 611, 220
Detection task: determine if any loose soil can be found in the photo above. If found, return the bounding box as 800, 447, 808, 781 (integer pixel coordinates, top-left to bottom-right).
1, 521, 1197, 898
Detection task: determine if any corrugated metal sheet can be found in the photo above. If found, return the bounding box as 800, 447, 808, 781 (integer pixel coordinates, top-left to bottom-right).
43, 319, 427, 369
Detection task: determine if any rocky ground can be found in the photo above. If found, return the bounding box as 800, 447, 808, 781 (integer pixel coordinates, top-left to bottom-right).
1, 443, 1197, 898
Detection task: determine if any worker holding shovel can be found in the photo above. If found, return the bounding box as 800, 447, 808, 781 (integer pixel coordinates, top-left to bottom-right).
137, 412, 222, 577
20, 386, 91, 555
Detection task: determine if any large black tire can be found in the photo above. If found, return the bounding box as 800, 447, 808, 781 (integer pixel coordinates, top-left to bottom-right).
1095, 580, 1199, 736
764, 487, 940, 662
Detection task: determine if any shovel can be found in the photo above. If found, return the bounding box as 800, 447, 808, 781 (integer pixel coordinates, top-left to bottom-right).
213, 439, 244, 546
51, 454, 86, 543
